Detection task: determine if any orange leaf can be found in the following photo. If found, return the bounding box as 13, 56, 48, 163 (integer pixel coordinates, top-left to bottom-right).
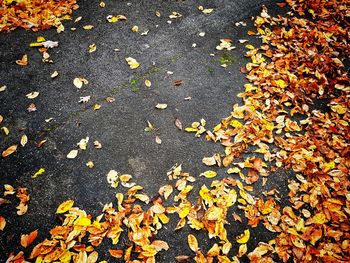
20, 230, 38, 248
109, 249, 123, 258
0, 216, 6, 231
2, 145, 17, 157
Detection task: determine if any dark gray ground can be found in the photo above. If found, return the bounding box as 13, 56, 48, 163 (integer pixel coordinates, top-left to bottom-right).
0, 0, 292, 261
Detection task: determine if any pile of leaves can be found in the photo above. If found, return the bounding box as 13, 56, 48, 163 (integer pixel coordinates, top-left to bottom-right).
2, 0, 350, 262
198, 0, 349, 261
0, 0, 79, 32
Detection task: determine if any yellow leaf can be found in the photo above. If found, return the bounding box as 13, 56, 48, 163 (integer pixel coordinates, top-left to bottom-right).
106, 15, 127, 23
1, 127, 9, 135
93, 104, 101, 111
20, 134, 28, 147
56, 200, 74, 214
67, 149, 78, 159
83, 25, 94, 30
144, 79, 152, 87
74, 217, 91, 226
275, 79, 287, 89
32, 168, 45, 178
125, 57, 140, 69
230, 120, 243, 128
201, 170, 217, 178
236, 229, 250, 244
245, 44, 255, 50
187, 234, 199, 252
179, 206, 190, 219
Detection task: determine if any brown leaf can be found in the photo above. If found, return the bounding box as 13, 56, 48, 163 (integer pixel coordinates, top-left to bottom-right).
175, 255, 190, 262
175, 118, 183, 130
174, 80, 183, 86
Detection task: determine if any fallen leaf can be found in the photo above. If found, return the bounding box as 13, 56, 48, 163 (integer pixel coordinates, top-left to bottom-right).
155, 136, 162, 144
109, 249, 123, 258
125, 57, 140, 69
83, 25, 94, 30
51, 71, 59, 78
73, 77, 88, 89
0, 85, 6, 92
169, 12, 182, 19
175, 118, 182, 130
158, 185, 173, 200
93, 104, 101, 111
155, 103, 168, 109
27, 103, 37, 112
107, 170, 119, 188
16, 54, 28, 66
201, 170, 217, 178
67, 149, 78, 159
106, 15, 127, 23
56, 200, 74, 214
86, 161, 94, 168
202, 156, 216, 166
174, 80, 183, 86
21, 230, 38, 248
0, 216, 6, 231
1, 127, 9, 135
131, 25, 138, 32
236, 229, 250, 244
187, 234, 199, 252
2, 145, 17, 157
88, 43, 96, 53
145, 79, 152, 87
94, 141, 102, 149
32, 168, 45, 178
26, 92, 39, 99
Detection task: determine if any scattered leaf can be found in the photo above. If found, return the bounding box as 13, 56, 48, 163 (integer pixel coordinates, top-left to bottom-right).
2, 145, 17, 158
56, 200, 74, 214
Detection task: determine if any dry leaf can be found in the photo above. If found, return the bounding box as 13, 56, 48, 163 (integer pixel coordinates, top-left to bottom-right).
174, 80, 183, 86
145, 79, 152, 87
236, 229, 250, 244
0, 85, 7, 92
1, 127, 9, 136
21, 230, 38, 248
109, 249, 123, 258
83, 25, 94, 30
155, 136, 162, 144
51, 71, 59, 78
67, 149, 78, 159
88, 43, 96, 53
106, 15, 127, 23
175, 118, 182, 130
155, 103, 167, 109
2, 145, 17, 157
0, 216, 6, 231
16, 54, 28, 66
56, 200, 74, 214
86, 161, 94, 168
26, 92, 39, 99
125, 57, 140, 69
32, 168, 45, 178
27, 103, 37, 112
187, 234, 199, 252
